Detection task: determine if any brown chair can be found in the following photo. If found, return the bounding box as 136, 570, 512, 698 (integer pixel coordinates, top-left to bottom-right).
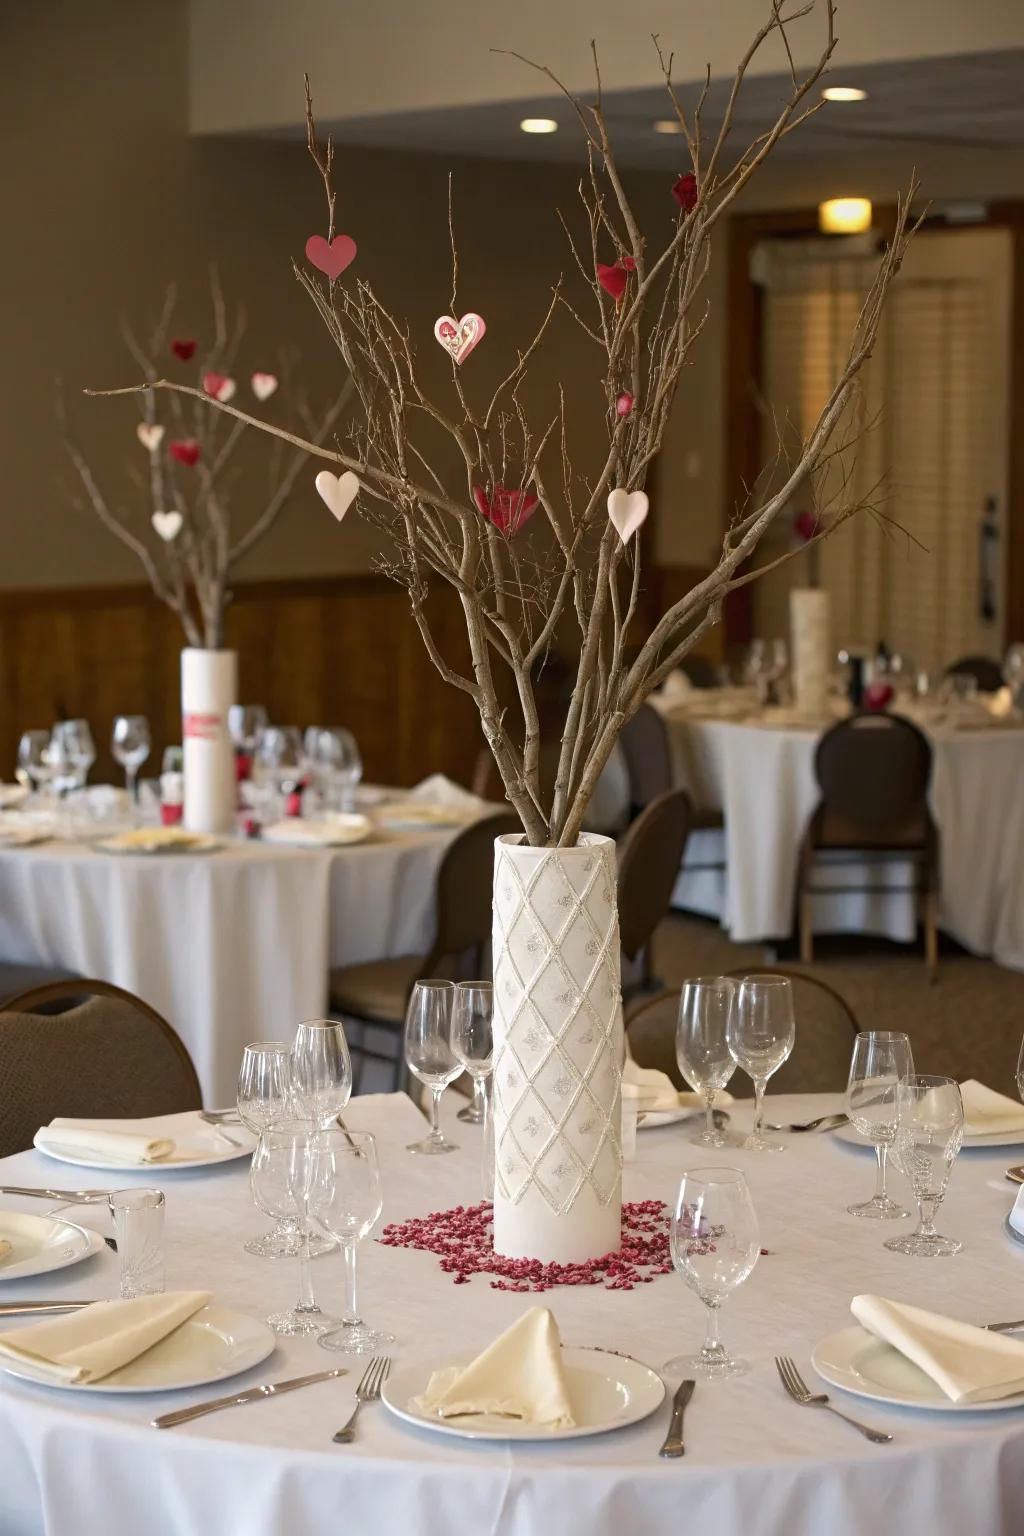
679, 657, 719, 690
329, 811, 522, 1089
945, 655, 1004, 693
0, 979, 202, 1158
616, 789, 692, 990
796, 712, 939, 974
624, 969, 860, 1095
618, 704, 674, 816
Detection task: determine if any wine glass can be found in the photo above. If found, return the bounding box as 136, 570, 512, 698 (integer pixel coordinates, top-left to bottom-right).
885, 1075, 965, 1257
52, 720, 95, 789
845, 1031, 914, 1219
404, 980, 460, 1154
291, 1020, 352, 1128
726, 975, 795, 1152
306, 728, 363, 812
250, 1122, 338, 1334
111, 715, 151, 809
675, 977, 736, 1148
1004, 644, 1024, 712
228, 705, 268, 754
17, 730, 54, 801
1017, 1033, 1024, 1105
451, 982, 494, 1193
663, 1167, 760, 1379
238, 1040, 326, 1259
309, 1129, 393, 1354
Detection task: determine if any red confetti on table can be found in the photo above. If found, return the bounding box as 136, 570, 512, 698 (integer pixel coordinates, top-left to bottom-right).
378, 1199, 673, 1292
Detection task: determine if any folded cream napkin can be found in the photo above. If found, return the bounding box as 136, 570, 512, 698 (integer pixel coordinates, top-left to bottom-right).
0, 1291, 211, 1385
851, 1294, 1024, 1404
261, 814, 371, 847
1010, 1184, 1024, 1239
414, 1307, 575, 1428
407, 774, 483, 814
34, 1119, 176, 1163
620, 1057, 733, 1116
958, 1080, 1024, 1136
0, 1239, 11, 1263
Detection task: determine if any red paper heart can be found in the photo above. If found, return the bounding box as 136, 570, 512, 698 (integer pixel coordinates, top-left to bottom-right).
202, 372, 236, 403
616, 392, 634, 418
170, 338, 196, 362
169, 438, 201, 468
305, 234, 357, 281
671, 173, 698, 213
472, 486, 539, 537
794, 510, 820, 543
597, 262, 630, 301
864, 682, 894, 712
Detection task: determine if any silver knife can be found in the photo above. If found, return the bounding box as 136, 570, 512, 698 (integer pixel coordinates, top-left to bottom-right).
984, 1320, 1024, 1333
0, 1300, 101, 1316
659, 1379, 695, 1458
152, 1366, 348, 1429
0, 1187, 114, 1204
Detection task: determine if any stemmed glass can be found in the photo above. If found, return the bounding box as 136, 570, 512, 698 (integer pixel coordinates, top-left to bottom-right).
237, 1040, 330, 1259
228, 705, 268, 754
1004, 644, 1024, 713
404, 980, 460, 1154
885, 1075, 964, 1257
845, 1031, 914, 1219
726, 975, 796, 1152
292, 1020, 353, 1128
250, 1122, 338, 1334
1017, 1033, 1024, 1104
663, 1167, 760, 1379
112, 715, 151, 812
304, 728, 363, 812
17, 730, 55, 802
451, 982, 494, 1192
309, 1129, 393, 1354
676, 977, 736, 1148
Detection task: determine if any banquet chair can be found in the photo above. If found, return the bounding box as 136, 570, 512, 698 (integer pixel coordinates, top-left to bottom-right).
619, 702, 725, 867
795, 712, 939, 975
680, 657, 719, 689
944, 655, 1004, 693
0, 978, 202, 1158
616, 788, 692, 993
328, 810, 521, 1092
624, 970, 859, 1095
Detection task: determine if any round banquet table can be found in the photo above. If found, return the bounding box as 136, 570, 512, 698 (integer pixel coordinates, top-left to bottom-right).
2, 1090, 1024, 1536
0, 829, 451, 1105
661, 705, 1024, 969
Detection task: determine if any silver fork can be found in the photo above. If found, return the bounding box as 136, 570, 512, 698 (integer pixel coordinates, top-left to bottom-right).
766, 1113, 848, 1133
332, 1356, 390, 1443
775, 1357, 892, 1443
199, 1110, 242, 1126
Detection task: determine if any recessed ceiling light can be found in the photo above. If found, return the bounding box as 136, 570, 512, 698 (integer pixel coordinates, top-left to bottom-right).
819, 196, 873, 234
653, 119, 684, 135
822, 86, 868, 103
520, 117, 558, 135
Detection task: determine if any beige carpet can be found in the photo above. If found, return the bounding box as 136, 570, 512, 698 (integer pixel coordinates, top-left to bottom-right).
651, 913, 1024, 1099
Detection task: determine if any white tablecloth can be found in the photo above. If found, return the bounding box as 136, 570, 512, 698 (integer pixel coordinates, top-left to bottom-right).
1, 1091, 1023, 1535
0, 832, 449, 1104
665, 712, 1024, 967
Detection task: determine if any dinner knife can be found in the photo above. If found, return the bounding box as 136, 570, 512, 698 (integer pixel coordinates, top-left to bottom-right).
658, 1379, 695, 1458
0, 1300, 101, 1316
0, 1186, 115, 1204
152, 1366, 348, 1429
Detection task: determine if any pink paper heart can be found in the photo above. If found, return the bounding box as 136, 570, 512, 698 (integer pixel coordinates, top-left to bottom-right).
250, 372, 278, 402
607, 487, 649, 543
433, 313, 486, 365
305, 234, 357, 281
136, 423, 164, 452
315, 469, 360, 522
203, 372, 236, 404
472, 485, 539, 537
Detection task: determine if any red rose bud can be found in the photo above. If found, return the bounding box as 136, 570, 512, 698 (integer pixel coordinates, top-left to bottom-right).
170, 338, 197, 361
616, 392, 634, 418
671, 173, 698, 213
597, 262, 629, 301
169, 438, 201, 468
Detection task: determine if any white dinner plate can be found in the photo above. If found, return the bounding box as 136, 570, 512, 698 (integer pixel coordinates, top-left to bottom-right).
0, 784, 29, 810
93, 830, 222, 856
381, 1346, 665, 1441
34, 1112, 257, 1172
0, 1304, 275, 1394
0, 828, 51, 848
833, 1121, 1024, 1152
260, 814, 372, 848
0, 1211, 106, 1281
636, 1098, 733, 1131
812, 1325, 1024, 1413
375, 803, 473, 833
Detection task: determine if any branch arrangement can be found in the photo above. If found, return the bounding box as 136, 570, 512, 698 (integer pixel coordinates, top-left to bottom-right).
67, 274, 351, 647
92, 0, 919, 843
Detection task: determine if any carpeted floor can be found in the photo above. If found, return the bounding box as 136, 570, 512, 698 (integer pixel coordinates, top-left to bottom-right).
650, 912, 1024, 1098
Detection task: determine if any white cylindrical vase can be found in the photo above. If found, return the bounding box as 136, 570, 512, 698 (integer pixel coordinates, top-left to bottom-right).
790, 588, 831, 719
491, 832, 623, 1263
181, 648, 237, 835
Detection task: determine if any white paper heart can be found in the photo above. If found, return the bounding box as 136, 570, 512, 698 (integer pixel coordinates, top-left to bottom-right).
315, 469, 360, 522
607, 488, 649, 544
136, 423, 165, 452
251, 372, 278, 402
152, 510, 183, 542
433, 312, 486, 365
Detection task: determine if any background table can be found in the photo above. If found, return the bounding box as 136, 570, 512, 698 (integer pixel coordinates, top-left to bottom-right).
0, 831, 451, 1104
663, 709, 1024, 969
2, 1091, 1023, 1535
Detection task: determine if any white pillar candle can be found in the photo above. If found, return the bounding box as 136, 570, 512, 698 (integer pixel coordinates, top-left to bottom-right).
790, 588, 831, 718
181, 648, 237, 835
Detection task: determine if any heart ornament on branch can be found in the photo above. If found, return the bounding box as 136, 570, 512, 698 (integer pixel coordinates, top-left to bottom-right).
203, 372, 237, 404
473, 486, 539, 537
170, 338, 196, 362
250, 372, 278, 402
136, 423, 165, 452
607, 488, 649, 544
305, 234, 357, 281
169, 439, 201, 468
433, 313, 486, 365
315, 469, 360, 522
152, 510, 183, 542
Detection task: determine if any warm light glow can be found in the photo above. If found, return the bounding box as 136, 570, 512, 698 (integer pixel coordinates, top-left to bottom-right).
653, 119, 683, 135
519, 117, 558, 135
822, 85, 868, 102
818, 197, 873, 234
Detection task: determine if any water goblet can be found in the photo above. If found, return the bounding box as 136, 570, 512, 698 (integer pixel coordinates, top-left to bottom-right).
404, 980, 459, 1154
291, 1020, 353, 1128
1016, 1032, 1024, 1104
112, 715, 151, 813
885, 1075, 964, 1257
675, 976, 736, 1148
17, 730, 54, 802
250, 1122, 338, 1335
663, 1167, 760, 1379
238, 1040, 327, 1259
845, 1031, 914, 1218
725, 974, 795, 1152
309, 1129, 394, 1354
228, 705, 268, 754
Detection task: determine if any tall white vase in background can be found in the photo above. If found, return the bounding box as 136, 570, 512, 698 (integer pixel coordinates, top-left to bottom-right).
491, 832, 623, 1263
181, 648, 237, 834
790, 587, 831, 719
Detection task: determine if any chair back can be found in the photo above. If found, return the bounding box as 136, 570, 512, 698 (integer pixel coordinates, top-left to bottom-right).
617, 789, 692, 960
814, 712, 932, 833
945, 655, 1004, 693
680, 657, 719, 689
427, 811, 523, 969
617, 704, 674, 814
0, 979, 202, 1157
